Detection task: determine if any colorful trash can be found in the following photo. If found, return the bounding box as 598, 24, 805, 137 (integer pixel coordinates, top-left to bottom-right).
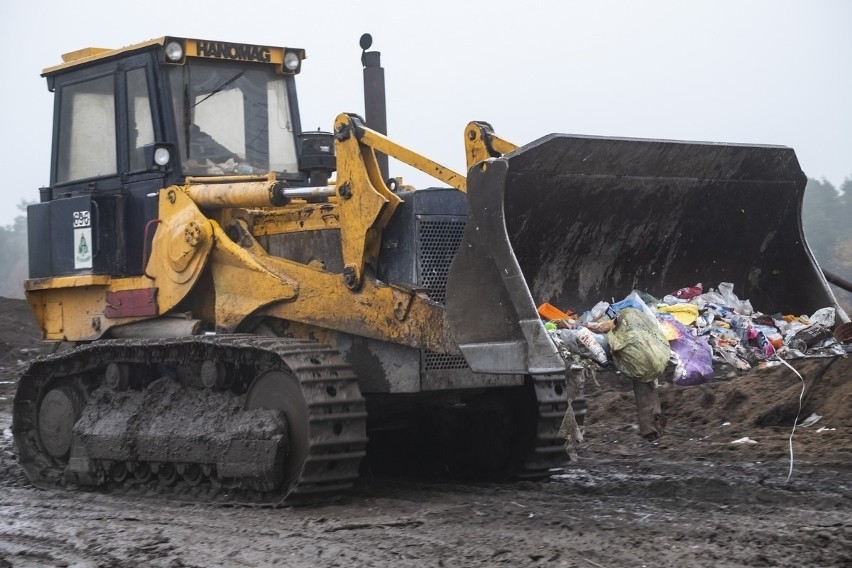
541, 280, 847, 386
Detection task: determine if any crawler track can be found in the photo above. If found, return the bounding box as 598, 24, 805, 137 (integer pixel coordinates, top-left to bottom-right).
518, 374, 573, 478
12, 336, 367, 506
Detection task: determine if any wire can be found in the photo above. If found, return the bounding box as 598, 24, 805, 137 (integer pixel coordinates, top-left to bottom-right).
192, 70, 246, 108
776, 355, 805, 483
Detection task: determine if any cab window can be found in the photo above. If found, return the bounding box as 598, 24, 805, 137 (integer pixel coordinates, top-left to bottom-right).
56, 75, 117, 183
127, 68, 155, 171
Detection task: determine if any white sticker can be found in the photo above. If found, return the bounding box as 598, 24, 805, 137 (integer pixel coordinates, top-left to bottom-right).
74, 227, 93, 269
73, 210, 91, 228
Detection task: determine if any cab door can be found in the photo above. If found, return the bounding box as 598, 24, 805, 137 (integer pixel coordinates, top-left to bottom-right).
120, 58, 166, 276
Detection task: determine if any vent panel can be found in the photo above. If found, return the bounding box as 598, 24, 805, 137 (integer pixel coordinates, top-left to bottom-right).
417, 217, 466, 305
417, 216, 468, 371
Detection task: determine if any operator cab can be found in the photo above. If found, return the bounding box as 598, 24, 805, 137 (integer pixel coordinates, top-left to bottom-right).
166, 42, 303, 179
29, 37, 332, 279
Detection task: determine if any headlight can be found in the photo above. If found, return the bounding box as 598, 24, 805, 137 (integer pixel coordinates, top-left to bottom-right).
165, 41, 184, 62
283, 51, 300, 71
154, 147, 171, 166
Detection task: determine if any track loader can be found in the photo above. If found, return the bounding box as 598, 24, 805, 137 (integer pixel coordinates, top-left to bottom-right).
14, 36, 844, 504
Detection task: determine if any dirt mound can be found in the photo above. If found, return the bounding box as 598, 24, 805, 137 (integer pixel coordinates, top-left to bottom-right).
0, 297, 41, 350
0, 297, 45, 403
584, 355, 851, 464
663, 358, 850, 430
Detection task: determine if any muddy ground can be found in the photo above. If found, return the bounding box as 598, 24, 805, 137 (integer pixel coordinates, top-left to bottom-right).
0, 296, 850, 567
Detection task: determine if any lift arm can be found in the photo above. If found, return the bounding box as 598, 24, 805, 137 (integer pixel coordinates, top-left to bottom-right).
337, 113, 467, 191
464, 121, 519, 170
330, 114, 517, 289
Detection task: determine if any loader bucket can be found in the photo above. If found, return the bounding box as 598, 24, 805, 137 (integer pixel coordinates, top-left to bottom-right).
446, 134, 843, 375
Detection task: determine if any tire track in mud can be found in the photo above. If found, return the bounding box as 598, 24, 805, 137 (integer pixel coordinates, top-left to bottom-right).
3, 411, 852, 567
2, 471, 850, 567
0, 531, 123, 568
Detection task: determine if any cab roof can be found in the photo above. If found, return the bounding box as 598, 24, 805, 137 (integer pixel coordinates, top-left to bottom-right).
43, 36, 305, 77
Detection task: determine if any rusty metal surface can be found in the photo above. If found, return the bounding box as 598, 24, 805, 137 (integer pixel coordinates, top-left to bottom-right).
105, 288, 158, 318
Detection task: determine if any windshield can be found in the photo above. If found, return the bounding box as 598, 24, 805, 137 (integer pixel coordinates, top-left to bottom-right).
169, 61, 298, 176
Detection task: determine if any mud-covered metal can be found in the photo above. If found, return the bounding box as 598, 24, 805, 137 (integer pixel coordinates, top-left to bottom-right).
447, 134, 845, 372
446, 158, 564, 375
12, 336, 367, 505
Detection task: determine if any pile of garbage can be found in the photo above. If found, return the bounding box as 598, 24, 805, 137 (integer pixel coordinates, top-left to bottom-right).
542, 282, 849, 387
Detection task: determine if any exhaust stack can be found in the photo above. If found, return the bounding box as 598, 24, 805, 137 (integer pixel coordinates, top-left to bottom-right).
360, 33, 389, 181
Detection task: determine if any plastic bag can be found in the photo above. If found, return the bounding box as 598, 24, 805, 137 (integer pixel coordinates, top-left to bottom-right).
719, 283, 753, 314
606, 308, 671, 382
712, 343, 751, 371
748, 328, 776, 358
672, 283, 703, 300
695, 283, 753, 315
589, 301, 611, 321
584, 319, 616, 333
611, 291, 659, 326
694, 313, 714, 330
656, 315, 683, 341
556, 327, 609, 365
754, 324, 783, 349
667, 319, 714, 386
809, 307, 836, 328
658, 303, 700, 325
729, 314, 753, 344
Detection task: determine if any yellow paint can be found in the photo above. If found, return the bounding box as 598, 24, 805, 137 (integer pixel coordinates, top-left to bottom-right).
44, 38, 167, 75
255, 259, 455, 352
185, 180, 279, 208
204, 218, 455, 352
26, 274, 110, 291
26, 276, 155, 341
357, 123, 467, 192
334, 114, 402, 288
43, 37, 303, 77
207, 222, 299, 331
145, 187, 214, 287
239, 202, 340, 237
184, 172, 277, 185
61, 47, 111, 63
43, 302, 63, 337
26, 65, 479, 354
464, 121, 519, 172
183, 39, 304, 75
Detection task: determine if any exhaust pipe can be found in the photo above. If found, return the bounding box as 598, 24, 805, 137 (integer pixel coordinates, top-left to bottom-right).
360, 33, 389, 181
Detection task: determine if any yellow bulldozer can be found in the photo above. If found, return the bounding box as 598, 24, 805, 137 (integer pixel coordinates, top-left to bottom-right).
13, 35, 844, 504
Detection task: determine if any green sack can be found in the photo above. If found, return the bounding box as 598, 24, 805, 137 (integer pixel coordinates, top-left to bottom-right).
606, 307, 670, 382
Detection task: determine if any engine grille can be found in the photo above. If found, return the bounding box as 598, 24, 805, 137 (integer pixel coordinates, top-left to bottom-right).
416, 217, 466, 304
417, 216, 469, 371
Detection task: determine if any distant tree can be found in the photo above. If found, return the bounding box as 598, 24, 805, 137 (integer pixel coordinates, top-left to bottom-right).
0, 202, 30, 299
802, 178, 842, 262
834, 239, 852, 272
802, 177, 852, 314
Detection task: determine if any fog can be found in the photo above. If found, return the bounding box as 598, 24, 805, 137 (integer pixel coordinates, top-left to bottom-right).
1, 0, 850, 226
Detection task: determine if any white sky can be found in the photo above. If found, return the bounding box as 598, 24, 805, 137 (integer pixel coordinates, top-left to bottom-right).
1, 0, 850, 226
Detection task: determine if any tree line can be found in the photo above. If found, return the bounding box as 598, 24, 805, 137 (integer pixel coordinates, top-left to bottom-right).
1, 178, 850, 313
0, 205, 27, 300
802, 177, 852, 313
